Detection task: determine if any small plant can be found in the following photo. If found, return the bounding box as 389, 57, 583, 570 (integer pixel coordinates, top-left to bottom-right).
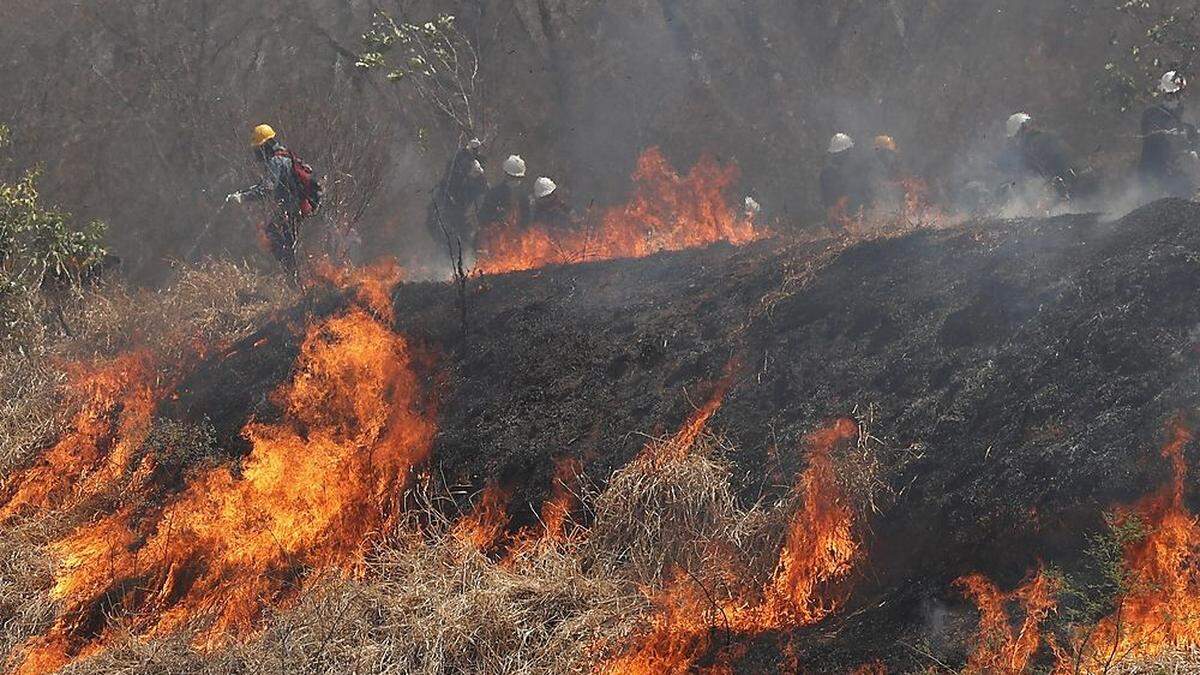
357, 13, 482, 135
1051, 511, 1147, 673
0, 124, 108, 342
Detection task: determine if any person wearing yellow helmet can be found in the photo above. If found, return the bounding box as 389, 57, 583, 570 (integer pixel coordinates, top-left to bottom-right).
869, 134, 906, 211
227, 125, 322, 283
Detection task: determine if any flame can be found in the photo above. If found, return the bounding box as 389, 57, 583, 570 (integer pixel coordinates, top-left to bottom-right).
477, 148, 764, 275
957, 569, 1059, 674
540, 456, 582, 542
1059, 421, 1200, 668
851, 661, 888, 675
13, 306, 437, 672
759, 417, 860, 623
641, 360, 741, 467
453, 481, 513, 553
0, 352, 159, 523
839, 177, 959, 240
604, 419, 861, 672
308, 258, 405, 322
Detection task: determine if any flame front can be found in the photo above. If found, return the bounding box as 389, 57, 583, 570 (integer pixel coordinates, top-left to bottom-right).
604, 418, 861, 672
0, 352, 159, 524
477, 147, 764, 275
957, 569, 1059, 674
453, 481, 514, 553
1060, 421, 1200, 668
12, 306, 436, 673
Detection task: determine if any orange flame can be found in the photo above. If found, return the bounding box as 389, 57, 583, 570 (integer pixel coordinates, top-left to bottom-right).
760, 417, 861, 623
308, 258, 405, 322
477, 148, 763, 275
604, 419, 861, 672
453, 481, 514, 553
540, 456, 582, 542
1059, 421, 1200, 668
0, 352, 159, 523
839, 177, 958, 240
957, 569, 1059, 674
13, 306, 437, 673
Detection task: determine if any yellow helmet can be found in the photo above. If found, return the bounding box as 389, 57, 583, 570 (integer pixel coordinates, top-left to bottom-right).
251, 124, 277, 148
874, 135, 897, 152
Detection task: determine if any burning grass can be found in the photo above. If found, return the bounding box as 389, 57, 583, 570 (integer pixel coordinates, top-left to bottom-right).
475, 147, 765, 275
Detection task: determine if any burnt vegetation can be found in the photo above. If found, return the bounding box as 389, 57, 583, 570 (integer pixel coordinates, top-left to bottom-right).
6, 1, 1200, 674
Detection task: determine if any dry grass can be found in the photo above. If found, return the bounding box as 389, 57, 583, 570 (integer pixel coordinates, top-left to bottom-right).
23, 435, 774, 675
586, 435, 777, 588
0, 267, 872, 674
0, 261, 292, 478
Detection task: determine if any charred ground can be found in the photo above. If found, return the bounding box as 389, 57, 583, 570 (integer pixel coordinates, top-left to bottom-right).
158, 199, 1200, 669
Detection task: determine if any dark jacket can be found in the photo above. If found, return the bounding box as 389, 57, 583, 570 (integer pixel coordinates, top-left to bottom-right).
820, 151, 871, 212
240, 142, 302, 212
1140, 103, 1198, 197
869, 149, 906, 208
999, 129, 1076, 198
479, 181, 529, 229
529, 193, 574, 232
438, 147, 489, 209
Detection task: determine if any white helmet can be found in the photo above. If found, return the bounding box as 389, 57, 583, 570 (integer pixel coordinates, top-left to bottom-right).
1006, 112, 1032, 138
533, 176, 557, 198
466, 137, 483, 151
828, 133, 854, 154
1160, 70, 1187, 94
503, 154, 527, 178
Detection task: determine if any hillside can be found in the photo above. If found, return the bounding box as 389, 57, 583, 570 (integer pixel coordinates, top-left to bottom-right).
5, 201, 1200, 671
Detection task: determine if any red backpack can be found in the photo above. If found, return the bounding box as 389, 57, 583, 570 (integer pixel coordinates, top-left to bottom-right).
276, 148, 324, 216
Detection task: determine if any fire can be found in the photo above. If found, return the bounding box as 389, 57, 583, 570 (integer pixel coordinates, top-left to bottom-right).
0, 352, 159, 523
476, 147, 764, 275
1059, 421, 1200, 668
453, 481, 514, 553
759, 417, 860, 623
309, 257, 404, 322
957, 569, 1059, 674
540, 456, 582, 541
605, 418, 861, 672
839, 177, 958, 240
12, 306, 437, 673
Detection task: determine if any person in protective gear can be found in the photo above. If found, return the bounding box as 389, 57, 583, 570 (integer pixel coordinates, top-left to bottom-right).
478, 154, 531, 237
528, 176, 574, 232
820, 133, 871, 229
227, 125, 311, 283
998, 112, 1077, 206
428, 137, 489, 248
1139, 70, 1199, 199
869, 134, 907, 211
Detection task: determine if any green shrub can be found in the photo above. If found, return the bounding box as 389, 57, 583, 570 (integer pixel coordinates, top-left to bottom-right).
0, 124, 107, 342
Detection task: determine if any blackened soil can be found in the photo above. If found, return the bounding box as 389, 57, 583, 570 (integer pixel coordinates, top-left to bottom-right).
167, 199, 1200, 671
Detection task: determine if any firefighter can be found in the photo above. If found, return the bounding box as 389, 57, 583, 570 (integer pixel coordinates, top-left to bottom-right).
999, 112, 1077, 206
820, 133, 870, 229
427, 137, 488, 247
870, 134, 906, 211
478, 154, 530, 235
529, 177, 574, 232
227, 124, 321, 283
1139, 71, 1199, 200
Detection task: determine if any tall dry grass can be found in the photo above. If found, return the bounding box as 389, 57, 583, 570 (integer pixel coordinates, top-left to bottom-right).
19, 432, 779, 674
